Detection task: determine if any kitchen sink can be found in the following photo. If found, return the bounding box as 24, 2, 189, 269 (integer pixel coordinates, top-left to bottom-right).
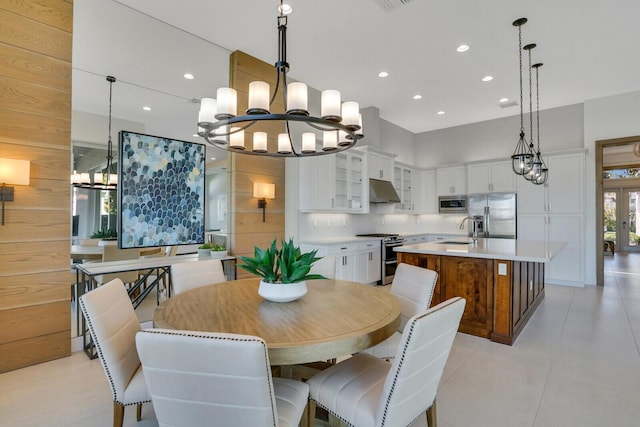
439, 241, 472, 245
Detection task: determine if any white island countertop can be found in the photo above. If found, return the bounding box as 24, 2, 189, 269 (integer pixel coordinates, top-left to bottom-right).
395, 238, 567, 263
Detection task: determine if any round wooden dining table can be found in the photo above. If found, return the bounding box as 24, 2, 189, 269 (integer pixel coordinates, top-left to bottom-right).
153, 278, 401, 366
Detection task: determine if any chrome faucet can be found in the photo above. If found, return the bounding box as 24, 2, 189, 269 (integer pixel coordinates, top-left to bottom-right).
459, 216, 478, 243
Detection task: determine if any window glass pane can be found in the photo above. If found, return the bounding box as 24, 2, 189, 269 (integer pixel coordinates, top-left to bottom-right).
604, 168, 640, 179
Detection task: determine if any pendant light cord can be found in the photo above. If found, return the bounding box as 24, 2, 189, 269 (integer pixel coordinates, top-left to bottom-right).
518, 25, 524, 134
528, 47, 534, 149
535, 65, 540, 152
104, 76, 116, 186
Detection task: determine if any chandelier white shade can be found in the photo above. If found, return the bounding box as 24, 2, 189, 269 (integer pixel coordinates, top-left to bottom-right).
197, 1, 362, 157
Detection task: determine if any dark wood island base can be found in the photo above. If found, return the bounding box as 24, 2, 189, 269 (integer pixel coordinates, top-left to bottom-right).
398, 253, 545, 345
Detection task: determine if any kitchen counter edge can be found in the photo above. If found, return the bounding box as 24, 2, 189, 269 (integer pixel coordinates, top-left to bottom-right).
395, 238, 567, 263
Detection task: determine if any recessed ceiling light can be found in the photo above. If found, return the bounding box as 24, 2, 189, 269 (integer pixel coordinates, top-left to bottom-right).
142, 106, 151, 111
412, 94, 422, 100
499, 98, 510, 103
192, 133, 199, 137
482, 75, 493, 82
278, 3, 292, 15
456, 44, 470, 53
437, 111, 446, 115
184, 73, 194, 80
210, 157, 216, 161
378, 71, 389, 78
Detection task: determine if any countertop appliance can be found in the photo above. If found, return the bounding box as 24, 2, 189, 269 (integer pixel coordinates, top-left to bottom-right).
356, 233, 404, 285
467, 193, 517, 239
438, 195, 468, 214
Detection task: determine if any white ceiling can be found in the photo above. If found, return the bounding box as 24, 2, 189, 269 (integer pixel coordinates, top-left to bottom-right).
72, 0, 640, 161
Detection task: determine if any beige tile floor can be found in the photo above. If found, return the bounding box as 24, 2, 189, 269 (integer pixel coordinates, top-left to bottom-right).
2, 254, 639, 427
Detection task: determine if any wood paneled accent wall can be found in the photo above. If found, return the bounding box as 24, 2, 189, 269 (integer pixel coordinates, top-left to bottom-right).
228, 51, 285, 277
0, 0, 73, 372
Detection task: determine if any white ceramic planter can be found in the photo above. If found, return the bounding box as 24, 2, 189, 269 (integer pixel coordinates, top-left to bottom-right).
211, 250, 227, 259
258, 280, 307, 303
197, 249, 211, 258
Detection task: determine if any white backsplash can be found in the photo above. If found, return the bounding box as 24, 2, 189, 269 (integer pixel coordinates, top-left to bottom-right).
297, 212, 468, 241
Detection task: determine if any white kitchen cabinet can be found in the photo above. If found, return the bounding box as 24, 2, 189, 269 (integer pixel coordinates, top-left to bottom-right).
299, 150, 367, 213
403, 234, 430, 245
393, 163, 419, 212
300, 240, 381, 285
357, 241, 382, 284
516, 151, 585, 286
299, 155, 334, 211
366, 150, 395, 180
518, 213, 583, 285
517, 152, 584, 215
334, 151, 366, 211
467, 160, 515, 194
436, 166, 467, 196
418, 169, 437, 213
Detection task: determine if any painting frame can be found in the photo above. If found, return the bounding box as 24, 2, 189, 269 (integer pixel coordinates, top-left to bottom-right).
117, 130, 206, 249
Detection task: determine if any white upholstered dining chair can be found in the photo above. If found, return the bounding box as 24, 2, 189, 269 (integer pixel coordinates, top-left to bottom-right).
78, 278, 150, 427
136, 329, 310, 427
93, 245, 140, 287
306, 297, 466, 427
361, 262, 438, 359
170, 258, 226, 295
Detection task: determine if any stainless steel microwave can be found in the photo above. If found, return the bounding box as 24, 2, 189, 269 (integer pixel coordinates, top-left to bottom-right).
438, 195, 468, 213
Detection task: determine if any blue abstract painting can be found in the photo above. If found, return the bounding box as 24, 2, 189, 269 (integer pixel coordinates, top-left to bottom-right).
118, 131, 206, 248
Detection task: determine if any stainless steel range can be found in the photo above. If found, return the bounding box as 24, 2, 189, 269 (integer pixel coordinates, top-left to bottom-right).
356, 233, 404, 285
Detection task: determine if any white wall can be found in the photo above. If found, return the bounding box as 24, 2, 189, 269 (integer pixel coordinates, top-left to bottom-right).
414, 104, 584, 168
379, 117, 415, 164
583, 90, 640, 285
72, 110, 145, 146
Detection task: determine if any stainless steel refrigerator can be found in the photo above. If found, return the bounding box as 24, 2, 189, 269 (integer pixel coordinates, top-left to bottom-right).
468, 193, 517, 239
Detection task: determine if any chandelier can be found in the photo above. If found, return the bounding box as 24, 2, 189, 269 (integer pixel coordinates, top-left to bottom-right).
197, 1, 363, 157
71, 75, 118, 190
511, 18, 534, 176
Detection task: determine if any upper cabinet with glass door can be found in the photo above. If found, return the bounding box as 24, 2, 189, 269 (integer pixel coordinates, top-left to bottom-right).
393, 162, 420, 212
298, 149, 368, 213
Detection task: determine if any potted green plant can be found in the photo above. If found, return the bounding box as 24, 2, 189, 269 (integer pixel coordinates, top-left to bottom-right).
198, 242, 213, 258
210, 244, 227, 259
91, 228, 117, 240
239, 238, 325, 302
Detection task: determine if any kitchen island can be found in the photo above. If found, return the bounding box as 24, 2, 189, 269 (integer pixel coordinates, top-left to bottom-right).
396, 238, 566, 345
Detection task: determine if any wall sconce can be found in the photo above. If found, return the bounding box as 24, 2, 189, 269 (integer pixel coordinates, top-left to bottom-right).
0, 158, 31, 226
253, 182, 275, 222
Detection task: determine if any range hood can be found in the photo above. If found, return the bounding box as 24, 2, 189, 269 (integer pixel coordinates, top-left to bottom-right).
369, 178, 401, 203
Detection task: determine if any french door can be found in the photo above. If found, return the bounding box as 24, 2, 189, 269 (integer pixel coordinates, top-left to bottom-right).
606, 188, 640, 252
621, 188, 639, 252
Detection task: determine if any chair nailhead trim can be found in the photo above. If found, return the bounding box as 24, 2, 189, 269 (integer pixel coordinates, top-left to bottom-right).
79, 297, 151, 407
140, 329, 279, 427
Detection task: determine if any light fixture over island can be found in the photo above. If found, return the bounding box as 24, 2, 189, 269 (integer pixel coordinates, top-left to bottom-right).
396, 238, 567, 345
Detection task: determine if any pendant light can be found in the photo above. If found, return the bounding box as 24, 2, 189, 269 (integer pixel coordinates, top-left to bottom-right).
531, 62, 549, 185
523, 43, 540, 183
71, 76, 118, 190
511, 18, 533, 176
